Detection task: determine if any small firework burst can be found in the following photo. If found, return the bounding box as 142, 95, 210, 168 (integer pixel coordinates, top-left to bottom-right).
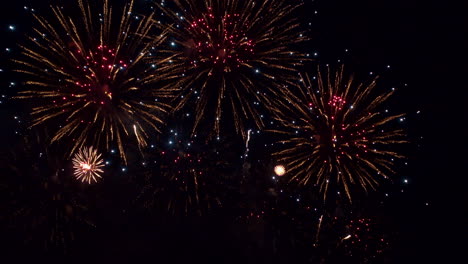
15, 0, 175, 163
72, 146, 104, 184
152, 0, 308, 138
271, 65, 407, 202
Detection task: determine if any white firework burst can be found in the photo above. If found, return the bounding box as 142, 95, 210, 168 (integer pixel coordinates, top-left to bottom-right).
72, 146, 104, 184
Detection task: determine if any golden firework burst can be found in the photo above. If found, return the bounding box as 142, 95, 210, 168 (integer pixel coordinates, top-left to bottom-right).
271, 65, 407, 202
15, 0, 176, 163
151, 0, 309, 139
72, 146, 104, 184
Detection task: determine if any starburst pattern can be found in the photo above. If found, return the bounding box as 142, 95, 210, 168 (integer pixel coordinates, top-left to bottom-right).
72, 146, 104, 184
14, 0, 175, 163
152, 0, 308, 138
271, 65, 407, 202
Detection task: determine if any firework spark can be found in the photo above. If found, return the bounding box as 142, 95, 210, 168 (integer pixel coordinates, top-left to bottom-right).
15, 0, 175, 163
271, 65, 406, 202
152, 0, 308, 138
340, 217, 391, 262
72, 146, 104, 184
274, 164, 286, 176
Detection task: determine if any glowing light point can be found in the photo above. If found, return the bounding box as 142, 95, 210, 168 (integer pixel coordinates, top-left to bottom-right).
274, 165, 286, 176
81, 163, 92, 170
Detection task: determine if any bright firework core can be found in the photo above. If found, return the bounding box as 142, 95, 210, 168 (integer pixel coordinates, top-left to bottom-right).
74, 45, 127, 105
188, 10, 254, 72
80, 163, 92, 171
317, 94, 369, 160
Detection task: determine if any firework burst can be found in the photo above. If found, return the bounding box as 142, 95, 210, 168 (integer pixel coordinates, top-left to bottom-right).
72, 146, 104, 184
271, 65, 406, 202
152, 0, 308, 138
14, 0, 175, 163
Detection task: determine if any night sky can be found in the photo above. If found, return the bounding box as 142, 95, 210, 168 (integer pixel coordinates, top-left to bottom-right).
0, 0, 465, 263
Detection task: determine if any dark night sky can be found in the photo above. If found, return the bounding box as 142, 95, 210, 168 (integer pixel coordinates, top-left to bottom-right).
0, 0, 465, 263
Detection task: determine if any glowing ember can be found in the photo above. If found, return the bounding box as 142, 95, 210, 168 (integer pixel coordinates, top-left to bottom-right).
274, 165, 286, 176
